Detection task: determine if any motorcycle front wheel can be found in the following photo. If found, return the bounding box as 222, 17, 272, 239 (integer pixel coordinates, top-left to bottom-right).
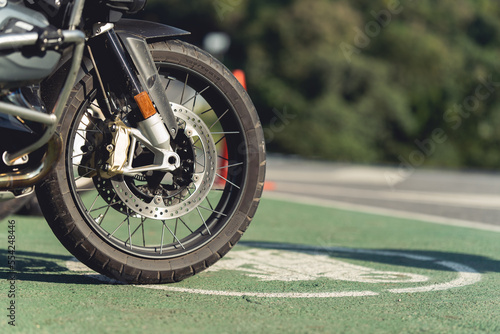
36, 40, 266, 284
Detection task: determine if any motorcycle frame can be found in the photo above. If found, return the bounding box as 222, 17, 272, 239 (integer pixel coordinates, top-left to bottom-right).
0, 0, 86, 165
0, 0, 190, 192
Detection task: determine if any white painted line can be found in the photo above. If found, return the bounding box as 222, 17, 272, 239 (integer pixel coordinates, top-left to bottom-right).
65, 242, 483, 298
266, 165, 396, 186
204, 248, 430, 283
142, 286, 380, 298
137, 245, 481, 297
264, 192, 500, 233
274, 182, 500, 209
389, 261, 481, 293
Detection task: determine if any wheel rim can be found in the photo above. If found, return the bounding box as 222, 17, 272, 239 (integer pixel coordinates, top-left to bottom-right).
67, 62, 248, 259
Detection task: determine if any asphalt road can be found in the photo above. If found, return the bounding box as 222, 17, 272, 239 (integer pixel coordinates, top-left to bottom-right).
265, 155, 500, 231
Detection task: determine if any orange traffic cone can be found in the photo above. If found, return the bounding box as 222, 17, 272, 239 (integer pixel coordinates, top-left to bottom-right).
232, 69, 247, 90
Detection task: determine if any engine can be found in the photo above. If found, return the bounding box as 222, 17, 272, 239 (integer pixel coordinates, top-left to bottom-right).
0, 2, 61, 89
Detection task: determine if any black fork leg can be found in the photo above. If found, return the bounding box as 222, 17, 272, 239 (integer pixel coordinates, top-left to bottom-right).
103, 29, 178, 138
104, 29, 143, 96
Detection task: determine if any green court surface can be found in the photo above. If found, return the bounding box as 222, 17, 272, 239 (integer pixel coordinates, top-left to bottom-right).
1, 197, 499, 333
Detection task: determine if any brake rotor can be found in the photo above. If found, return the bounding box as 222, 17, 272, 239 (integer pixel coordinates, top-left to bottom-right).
106, 103, 217, 220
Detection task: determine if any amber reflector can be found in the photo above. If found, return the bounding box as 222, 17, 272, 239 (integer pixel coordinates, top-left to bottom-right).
134, 91, 156, 119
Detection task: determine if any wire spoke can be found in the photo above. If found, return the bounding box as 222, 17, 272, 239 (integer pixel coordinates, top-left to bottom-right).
126, 210, 133, 250
199, 205, 227, 217
96, 201, 113, 226
85, 115, 103, 134
109, 216, 127, 237
215, 136, 226, 146
73, 164, 96, 171
126, 219, 145, 244
71, 153, 86, 159
218, 162, 244, 170
211, 131, 240, 135
160, 221, 165, 255
76, 131, 92, 145
89, 194, 118, 229
192, 93, 197, 110
88, 194, 100, 213
196, 207, 211, 235
180, 73, 189, 105
183, 86, 210, 108
217, 155, 230, 162
173, 219, 179, 243
216, 173, 241, 189
141, 217, 146, 247
89, 200, 120, 213
200, 107, 213, 115
210, 109, 229, 130
75, 170, 95, 182
192, 137, 201, 148
165, 77, 173, 91
206, 197, 214, 211
163, 220, 185, 250
178, 217, 193, 233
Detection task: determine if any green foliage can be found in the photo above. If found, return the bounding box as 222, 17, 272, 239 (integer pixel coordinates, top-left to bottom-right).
143, 0, 500, 168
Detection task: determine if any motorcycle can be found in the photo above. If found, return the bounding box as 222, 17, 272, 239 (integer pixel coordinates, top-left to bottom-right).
0, 0, 266, 284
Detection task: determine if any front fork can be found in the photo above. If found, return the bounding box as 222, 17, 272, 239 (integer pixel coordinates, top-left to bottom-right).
103, 29, 178, 138
92, 28, 180, 177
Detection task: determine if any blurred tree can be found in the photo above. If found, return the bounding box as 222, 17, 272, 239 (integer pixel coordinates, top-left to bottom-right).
140, 0, 500, 169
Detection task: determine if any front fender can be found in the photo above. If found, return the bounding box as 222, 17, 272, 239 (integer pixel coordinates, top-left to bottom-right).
114, 19, 190, 40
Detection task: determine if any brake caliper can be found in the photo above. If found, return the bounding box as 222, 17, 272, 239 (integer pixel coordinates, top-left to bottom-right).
99, 120, 132, 179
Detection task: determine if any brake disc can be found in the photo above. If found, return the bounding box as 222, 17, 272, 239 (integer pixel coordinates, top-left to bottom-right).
106, 103, 217, 220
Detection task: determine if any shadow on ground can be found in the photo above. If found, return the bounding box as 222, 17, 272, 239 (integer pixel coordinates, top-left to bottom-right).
0, 249, 108, 284
240, 241, 500, 274
1, 241, 498, 284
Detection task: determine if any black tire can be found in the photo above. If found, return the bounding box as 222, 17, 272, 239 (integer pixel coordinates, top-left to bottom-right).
36, 40, 266, 284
